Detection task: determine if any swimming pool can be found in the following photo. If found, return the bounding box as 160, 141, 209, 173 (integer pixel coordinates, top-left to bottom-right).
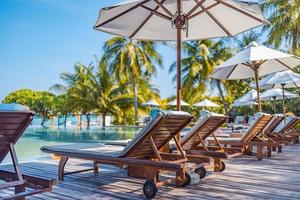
3, 126, 140, 163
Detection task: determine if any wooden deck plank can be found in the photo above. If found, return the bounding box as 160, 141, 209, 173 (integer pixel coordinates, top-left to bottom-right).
1, 143, 300, 199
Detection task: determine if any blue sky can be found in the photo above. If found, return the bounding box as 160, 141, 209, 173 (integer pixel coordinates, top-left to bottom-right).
0, 0, 177, 101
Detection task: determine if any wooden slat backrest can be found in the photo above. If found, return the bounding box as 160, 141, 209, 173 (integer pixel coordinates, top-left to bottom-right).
240, 114, 272, 142
0, 111, 34, 163
118, 111, 193, 158
264, 116, 284, 136
181, 115, 228, 150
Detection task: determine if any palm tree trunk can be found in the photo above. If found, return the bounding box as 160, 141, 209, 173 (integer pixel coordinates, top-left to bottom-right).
123, 109, 127, 125
64, 115, 67, 127
216, 80, 228, 114
133, 80, 138, 124
102, 112, 106, 127
86, 113, 90, 129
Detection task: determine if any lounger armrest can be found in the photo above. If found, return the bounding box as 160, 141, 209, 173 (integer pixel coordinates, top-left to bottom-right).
185, 150, 228, 159
0, 170, 57, 189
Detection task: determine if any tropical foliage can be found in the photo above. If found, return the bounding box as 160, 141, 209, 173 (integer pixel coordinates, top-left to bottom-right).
3, 89, 57, 126
262, 0, 300, 56
101, 37, 163, 123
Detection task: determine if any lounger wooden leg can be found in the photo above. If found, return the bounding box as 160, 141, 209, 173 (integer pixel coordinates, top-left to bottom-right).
93, 161, 99, 174
58, 157, 68, 181
257, 146, 263, 161
15, 184, 25, 200
176, 168, 185, 187
214, 158, 222, 172
267, 147, 272, 157
278, 146, 282, 153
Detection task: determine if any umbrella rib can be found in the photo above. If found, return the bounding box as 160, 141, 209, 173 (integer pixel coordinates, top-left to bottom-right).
188, 2, 219, 19
275, 59, 293, 70
187, 0, 206, 17
213, 0, 267, 24
140, 5, 172, 21
130, 0, 166, 38
199, 4, 232, 36
153, 0, 172, 16
94, 0, 150, 28
226, 64, 238, 79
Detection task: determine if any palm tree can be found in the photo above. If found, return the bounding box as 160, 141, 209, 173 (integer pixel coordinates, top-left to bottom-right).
262, 0, 300, 56
90, 62, 133, 126
169, 40, 215, 91
51, 63, 96, 128
102, 37, 163, 123
235, 30, 261, 49
169, 39, 233, 113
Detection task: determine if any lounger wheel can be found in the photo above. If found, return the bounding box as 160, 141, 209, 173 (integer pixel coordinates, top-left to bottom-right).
195, 167, 206, 179
220, 161, 226, 172
182, 172, 192, 187
143, 180, 158, 199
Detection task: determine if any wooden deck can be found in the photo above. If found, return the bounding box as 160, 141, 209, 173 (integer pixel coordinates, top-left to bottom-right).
2, 144, 300, 200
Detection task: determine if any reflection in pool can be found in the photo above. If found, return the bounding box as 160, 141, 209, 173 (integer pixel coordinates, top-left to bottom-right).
4, 126, 140, 163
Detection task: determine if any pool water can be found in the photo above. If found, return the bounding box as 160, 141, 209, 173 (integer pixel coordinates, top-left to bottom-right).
3, 126, 140, 163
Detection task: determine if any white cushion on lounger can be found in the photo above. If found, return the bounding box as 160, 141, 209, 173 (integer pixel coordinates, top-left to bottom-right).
182, 111, 226, 145
200, 109, 225, 117
240, 112, 270, 141
273, 116, 294, 133
0, 103, 30, 111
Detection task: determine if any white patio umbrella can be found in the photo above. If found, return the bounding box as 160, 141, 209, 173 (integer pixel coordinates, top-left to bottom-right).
167, 99, 189, 107
256, 70, 300, 116
194, 99, 220, 107
94, 0, 268, 112
232, 100, 258, 107
259, 88, 299, 114
235, 89, 257, 102
141, 99, 160, 107
232, 89, 258, 108
211, 42, 300, 112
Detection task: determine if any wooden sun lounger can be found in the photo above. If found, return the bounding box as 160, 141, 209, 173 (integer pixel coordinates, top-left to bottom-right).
208, 113, 280, 160
180, 113, 236, 177
271, 117, 300, 144
261, 116, 291, 147
41, 111, 203, 199
0, 104, 56, 200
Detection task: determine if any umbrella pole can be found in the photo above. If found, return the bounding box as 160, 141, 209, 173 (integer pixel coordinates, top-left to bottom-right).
254, 65, 262, 112
273, 96, 276, 114
176, 0, 182, 145
176, 29, 182, 112
281, 84, 286, 118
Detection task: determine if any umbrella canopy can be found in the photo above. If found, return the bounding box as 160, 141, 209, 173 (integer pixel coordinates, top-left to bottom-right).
256, 70, 300, 115
232, 89, 258, 107
259, 88, 299, 114
167, 99, 189, 106
211, 42, 300, 111
260, 88, 299, 101
141, 99, 160, 106
194, 99, 220, 107
232, 100, 258, 107
95, 0, 267, 41
235, 89, 257, 102
257, 70, 300, 89
95, 0, 267, 112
